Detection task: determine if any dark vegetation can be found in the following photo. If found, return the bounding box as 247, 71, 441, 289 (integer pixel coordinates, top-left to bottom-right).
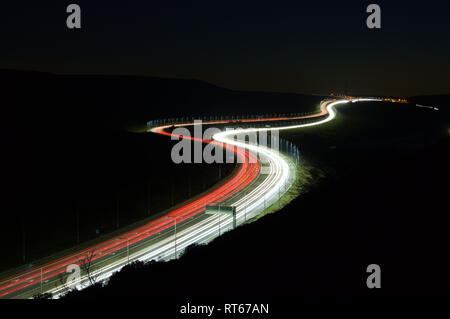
0, 70, 322, 271
63, 96, 450, 299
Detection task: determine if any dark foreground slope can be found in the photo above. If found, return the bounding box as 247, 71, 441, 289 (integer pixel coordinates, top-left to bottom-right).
0, 70, 322, 271
63, 97, 450, 299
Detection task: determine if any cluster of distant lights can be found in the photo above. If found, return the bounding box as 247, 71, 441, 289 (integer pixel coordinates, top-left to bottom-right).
332, 94, 440, 112
330, 93, 408, 104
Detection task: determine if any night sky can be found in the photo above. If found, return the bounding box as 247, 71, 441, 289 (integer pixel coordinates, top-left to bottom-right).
1, 0, 449, 97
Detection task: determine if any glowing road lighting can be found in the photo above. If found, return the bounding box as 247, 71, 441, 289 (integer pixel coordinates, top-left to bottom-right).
1, 98, 383, 299
212, 99, 350, 218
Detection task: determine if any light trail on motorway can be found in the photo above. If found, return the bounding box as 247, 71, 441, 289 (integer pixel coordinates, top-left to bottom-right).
0, 137, 260, 297
0, 97, 378, 298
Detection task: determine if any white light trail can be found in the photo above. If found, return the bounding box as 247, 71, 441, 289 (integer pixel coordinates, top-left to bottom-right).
12, 98, 385, 299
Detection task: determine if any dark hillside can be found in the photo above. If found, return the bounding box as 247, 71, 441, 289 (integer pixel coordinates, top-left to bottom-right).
63, 97, 450, 299
0, 70, 323, 270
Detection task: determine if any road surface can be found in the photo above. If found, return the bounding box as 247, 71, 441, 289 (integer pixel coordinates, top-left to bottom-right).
0, 98, 376, 298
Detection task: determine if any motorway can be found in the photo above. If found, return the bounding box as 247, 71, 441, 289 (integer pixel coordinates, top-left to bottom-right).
0, 98, 372, 299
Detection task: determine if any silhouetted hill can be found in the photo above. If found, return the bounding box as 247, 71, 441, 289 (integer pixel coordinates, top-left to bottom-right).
0, 69, 322, 130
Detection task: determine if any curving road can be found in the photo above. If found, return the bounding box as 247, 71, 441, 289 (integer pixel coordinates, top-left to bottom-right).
0, 97, 374, 298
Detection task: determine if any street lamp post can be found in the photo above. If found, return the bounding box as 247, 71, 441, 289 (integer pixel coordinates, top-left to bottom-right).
118, 234, 134, 265
168, 216, 178, 259
127, 238, 129, 264
174, 218, 177, 259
